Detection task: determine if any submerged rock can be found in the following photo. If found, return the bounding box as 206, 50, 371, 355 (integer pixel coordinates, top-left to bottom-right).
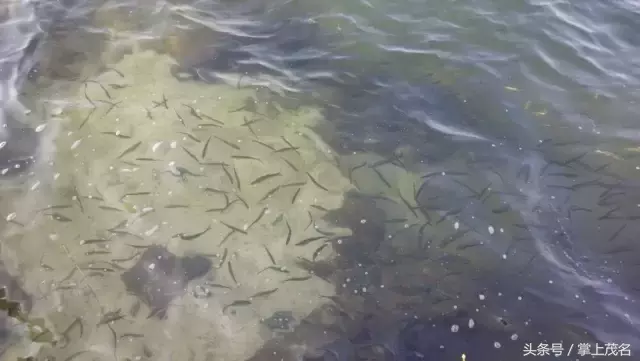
0, 261, 32, 356
120, 245, 212, 319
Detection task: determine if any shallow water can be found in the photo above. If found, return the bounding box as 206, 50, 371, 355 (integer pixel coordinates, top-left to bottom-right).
0, 0, 639, 359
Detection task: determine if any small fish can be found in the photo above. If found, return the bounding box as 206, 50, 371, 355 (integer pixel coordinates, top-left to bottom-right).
217, 248, 228, 268
608, 224, 626, 243
258, 265, 289, 274
178, 132, 201, 143
283, 275, 312, 283
233, 167, 241, 191
249, 208, 267, 229
117, 141, 142, 159
97, 309, 125, 326
201, 136, 212, 159
249, 288, 278, 299
182, 146, 200, 163
312, 243, 329, 261
273, 146, 300, 154
102, 131, 131, 139
285, 220, 292, 245
165, 204, 189, 209
173, 226, 211, 241
221, 221, 248, 235
152, 94, 169, 109
232, 155, 263, 163
296, 236, 325, 246
85, 250, 111, 256
48, 212, 72, 222
205, 282, 232, 290
291, 188, 302, 204
215, 136, 240, 150
182, 104, 203, 120
222, 300, 251, 313
307, 172, 329, 192
120, 191, 152, 199
311, 205, 329, 212
373, 168, 392, 188
281, 158, 299, 172
98, 206, 124, 212
80, 239, 111, 245
259, 185, 281, 202
252, 139, 276, 151
251, 172, 282, 185
37, 204, 72, 212
136, 157, 160, 162
263, 245, 276, 265
228, 261, 238, 284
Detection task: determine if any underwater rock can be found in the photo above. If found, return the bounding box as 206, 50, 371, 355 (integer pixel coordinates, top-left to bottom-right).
262, 310, 296, 331
120, 245, 212, 319
0, 261, 32, 356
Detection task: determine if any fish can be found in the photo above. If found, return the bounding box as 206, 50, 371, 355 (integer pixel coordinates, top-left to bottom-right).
250, 288, 278, 299
116, 141, 142, 160
215, 136, 241, 150
296, 236, 326, 246
228, 261, 238, 284
173, 226, 211, 241
221, 221, 248, 235
283, 275, 312, 283
181, 146, 200, 163
263, 245, 276, 265
249, 208, 267, 229
251, 172, 282, 185
258, 265, 289, 274
178, 132, 201, 143
291, 188, 302, 204
259, 185, 281, 202
285, 220, 292, 245
307, 172, 329, 191
80, 239, 111, 245
201, 136, 212, 159
222, 300, 251, 313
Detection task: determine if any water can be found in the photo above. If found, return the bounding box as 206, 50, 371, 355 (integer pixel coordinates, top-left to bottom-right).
0, 0, 639, 359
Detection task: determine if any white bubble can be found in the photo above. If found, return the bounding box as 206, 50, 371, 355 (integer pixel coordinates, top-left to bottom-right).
488, 226, 495, 235
170, 141, 177, 149
360, 219, 367, 224
454, 221, 459, 230
152, 141, 163, 152
6, 213, 16, 221
451, 324, 459, 333
0, 141, 6, 150
468, 319, 475, 328
479, 294, 486, 301
35, 124, 47, 132
510, 334, 518, 341
494, 342, 501, 349
148, 263, 156, 270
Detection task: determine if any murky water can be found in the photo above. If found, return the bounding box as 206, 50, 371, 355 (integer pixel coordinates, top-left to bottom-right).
0, 0, 639, 360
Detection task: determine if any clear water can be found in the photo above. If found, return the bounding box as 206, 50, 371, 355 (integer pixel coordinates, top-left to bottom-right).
0, 0, 638, 360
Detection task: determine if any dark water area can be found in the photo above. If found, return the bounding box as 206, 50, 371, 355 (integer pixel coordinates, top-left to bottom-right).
1, 0, 640, 359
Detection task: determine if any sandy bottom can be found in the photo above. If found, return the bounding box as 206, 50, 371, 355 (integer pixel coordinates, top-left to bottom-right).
0, 50, 355, 360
